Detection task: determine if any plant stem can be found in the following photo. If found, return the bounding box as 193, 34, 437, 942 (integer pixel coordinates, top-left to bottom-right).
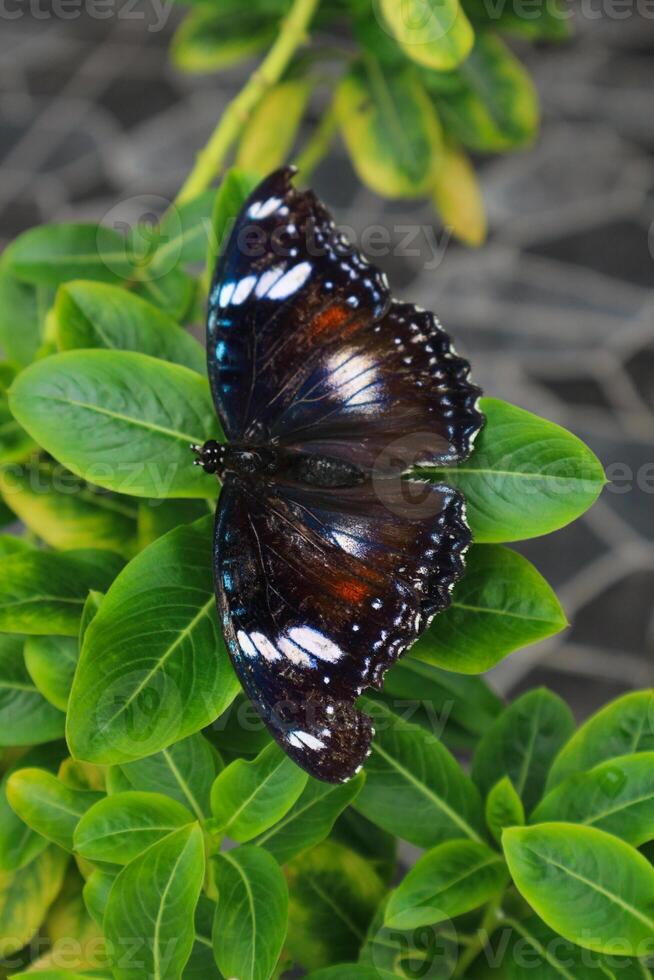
176, 0, 320, 205
295, 99, 339, 183
453, 893, 504, 978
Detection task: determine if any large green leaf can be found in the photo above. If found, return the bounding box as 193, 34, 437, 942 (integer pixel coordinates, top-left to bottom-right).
472, 689, 575, 813
532, 752, 654, 847
436, 398, 605, 542
0, 545, 122, 636
286, 841, 384, 971
107, 733, 219, 820
3, 224, 134, 287
6, 768, 101, 851
75, 791, 194, 864
24, 635, 81, 712
0, 636, 65, 743
67, 517, 240, 765
236, 79, 312, 175
82, 867, 117, 928
212, 845, 288, 980
0, 363, 35, 464
503, 823, 654, 954
253, 772, 364, 865
354, 699, 485, 848
172, 4, 281, 72
133, 265, 195, 323
410, 545, 567, 673
55, 281, 205, 372
0, 261, 53, 365
547, 690, 654, 790
105, 823, 205, 980
209, 741, 307, 842
385, 839, 507, 930
137, 499, 210, 549
505, 915, 653, 979
485, 775, 525, 844
0, 462, 139, 558
9, 350, 221, 499
379, 0, 473, 70
336, 60, 442, 198
432, 33, 539, 151
0, 742, 66, 872
0, 845, 68, 958
379, 657, 502, 738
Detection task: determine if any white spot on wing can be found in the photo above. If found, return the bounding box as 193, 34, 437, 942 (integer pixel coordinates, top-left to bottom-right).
267, 261, 312, 300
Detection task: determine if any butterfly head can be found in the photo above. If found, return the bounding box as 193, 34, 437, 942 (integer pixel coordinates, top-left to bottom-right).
190, 440, 225, 475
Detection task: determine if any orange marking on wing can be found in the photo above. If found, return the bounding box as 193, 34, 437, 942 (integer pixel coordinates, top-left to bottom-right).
330, 577, 371, 604
311, 305, 350, 336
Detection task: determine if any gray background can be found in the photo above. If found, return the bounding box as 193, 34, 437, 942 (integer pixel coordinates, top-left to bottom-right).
1, 0, 653, 718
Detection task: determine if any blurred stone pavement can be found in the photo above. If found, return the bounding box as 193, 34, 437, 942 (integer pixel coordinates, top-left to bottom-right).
1, 0, 653, 717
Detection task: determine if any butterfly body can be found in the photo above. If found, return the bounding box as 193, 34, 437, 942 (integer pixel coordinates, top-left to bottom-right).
201, 168, 484, 783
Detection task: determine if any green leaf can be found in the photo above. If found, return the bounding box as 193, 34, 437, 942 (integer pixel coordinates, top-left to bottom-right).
432, 33, 539, 151
532, 752, 654, 848
212, 845, 288, 980
0, 845, 68, 958
305, 968, 384, 980
185, 894, 222, 980
9, 973, 112, 980
108, 733, 219, 820
331, 807, 397, 885
137, 499, 210, 549
547, 690, 654, 790
105, 823, 205, 980
359, 899, 458, 978
172, 5, 280, 72
75, 791, 194, 864
149, 190, 215, 268
209, 741, 307, 843
207, 692, 272, 758
0, 544, 121, 636
432, 138, 487, 247
236, 79, 312, 174
133, 265, 196, 323
207, 169, 261, 284
0, 261, 53, 365
55, 281, 205, 373
6, 768, 101, 851
437, 398, 606, 542
3, 224, 134, 287
505, 914, 653, 980
379, 0, 474, 70
0, 462, 139, 558
80, 590, 103, 642
253, 771, 364, 865
380, 656, 502, 737
67, 517, 240, 765
0, 742, 66, 872
503, 823, 654, 954
385, 839, 507, 930
472, 689, 575, 813
82, 867, 117, 928
286, 841, 384, 971
9, 350, 221, 499
485, 776, 525, 844
336, 60, 442, 199
0, 636, 65, 744
409, 545, 567, 673
462, 0, 572, 41
0, 364, 35, 464
24, 635, 78, 711
354, 698, 484, 848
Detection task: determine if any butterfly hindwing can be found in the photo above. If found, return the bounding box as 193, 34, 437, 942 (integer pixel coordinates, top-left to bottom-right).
215, 475, 470, 782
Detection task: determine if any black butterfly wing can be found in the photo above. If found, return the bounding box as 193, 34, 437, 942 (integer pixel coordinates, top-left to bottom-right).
215, 475, 470, 782
207, 167, 389, 443
207, 167, 482, 467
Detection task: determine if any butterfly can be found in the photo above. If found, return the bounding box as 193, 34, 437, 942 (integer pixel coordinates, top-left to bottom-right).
193, 168, 483, 783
